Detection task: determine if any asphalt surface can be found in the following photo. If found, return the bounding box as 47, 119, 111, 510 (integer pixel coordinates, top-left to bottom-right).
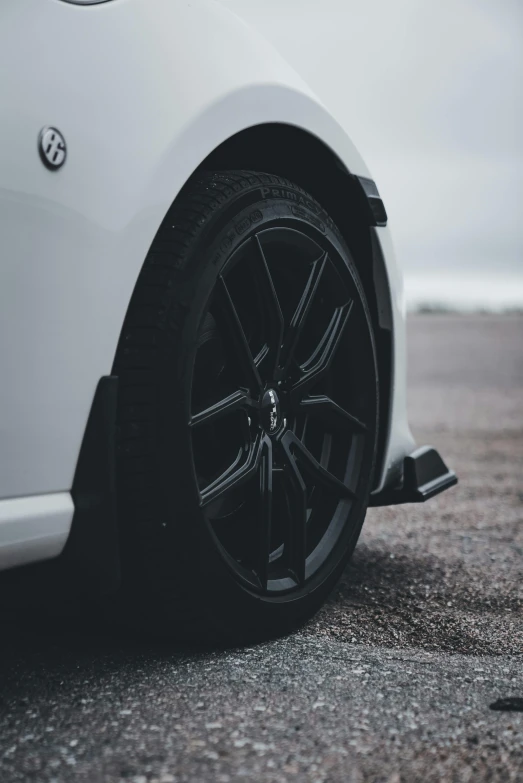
1, 314, 522, 782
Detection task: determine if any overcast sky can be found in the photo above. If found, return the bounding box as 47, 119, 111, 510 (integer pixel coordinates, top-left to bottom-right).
222, 0, 523, 305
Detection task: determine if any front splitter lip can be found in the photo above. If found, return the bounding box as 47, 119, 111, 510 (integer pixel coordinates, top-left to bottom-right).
369, 445, 458, 507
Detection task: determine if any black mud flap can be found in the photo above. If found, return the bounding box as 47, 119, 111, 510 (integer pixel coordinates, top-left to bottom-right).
369, 446, 458, 507
64, 375, 121, 595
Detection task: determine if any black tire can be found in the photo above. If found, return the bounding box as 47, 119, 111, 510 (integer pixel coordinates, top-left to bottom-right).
113, 170, 379, 642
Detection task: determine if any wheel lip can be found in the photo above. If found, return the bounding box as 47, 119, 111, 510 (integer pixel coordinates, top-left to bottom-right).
184, 210, 378, 601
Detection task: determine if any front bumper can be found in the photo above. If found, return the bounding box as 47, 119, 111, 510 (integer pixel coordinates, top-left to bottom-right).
369, 446, 458, 507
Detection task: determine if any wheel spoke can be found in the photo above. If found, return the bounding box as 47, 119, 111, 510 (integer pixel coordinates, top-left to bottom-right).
200, 433, 263, 507
279, 251, 328, 374
290, 300, 353, 402
256, 435, 273, 590
190, 390, 254, 428
251, 235, 284, 376
282, 430, 356, 500
280, 437, 307, 585
299, 395, 367, 433
216, 276, 262, 393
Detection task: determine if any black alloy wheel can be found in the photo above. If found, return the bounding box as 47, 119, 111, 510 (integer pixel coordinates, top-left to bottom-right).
191, 227, 371, 594
114, 170, 379, 641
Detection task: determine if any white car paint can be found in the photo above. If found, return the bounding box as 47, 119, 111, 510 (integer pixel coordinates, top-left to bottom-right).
0, 494, 73, 571
0, 0, 414, 569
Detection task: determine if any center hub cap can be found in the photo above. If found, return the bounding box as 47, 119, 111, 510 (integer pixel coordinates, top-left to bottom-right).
260, 388, 281, 434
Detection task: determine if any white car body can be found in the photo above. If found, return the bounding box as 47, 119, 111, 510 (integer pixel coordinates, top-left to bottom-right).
0, 0, 452, 575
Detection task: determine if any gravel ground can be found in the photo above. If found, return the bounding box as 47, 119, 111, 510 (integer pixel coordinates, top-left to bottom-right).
1, 314, 522, 782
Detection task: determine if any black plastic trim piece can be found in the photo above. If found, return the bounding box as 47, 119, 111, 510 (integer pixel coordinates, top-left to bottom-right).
369, 446, 458, 507
355, 176, 388, 227
62, 375, 121, 594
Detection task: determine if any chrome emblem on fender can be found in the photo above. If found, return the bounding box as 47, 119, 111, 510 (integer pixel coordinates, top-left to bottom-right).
38, 127, 67, 170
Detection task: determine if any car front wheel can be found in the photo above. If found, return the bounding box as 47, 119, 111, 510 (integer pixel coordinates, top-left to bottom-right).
114, 170, 379, 642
